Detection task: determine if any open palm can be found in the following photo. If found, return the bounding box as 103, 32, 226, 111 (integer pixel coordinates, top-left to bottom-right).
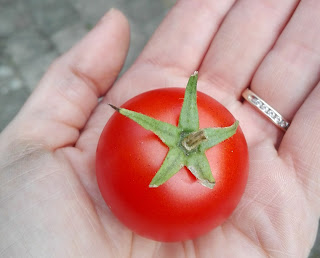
1, 1, 319, 257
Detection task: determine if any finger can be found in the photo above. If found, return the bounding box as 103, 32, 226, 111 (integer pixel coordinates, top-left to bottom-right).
4, 9, 130, 149
250, 0, 320, 121
136, 0, 236, 76
199, 0, 299, 100
279, 81, 320, 215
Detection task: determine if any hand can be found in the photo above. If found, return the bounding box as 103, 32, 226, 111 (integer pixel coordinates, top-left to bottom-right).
1, 1, 319, 257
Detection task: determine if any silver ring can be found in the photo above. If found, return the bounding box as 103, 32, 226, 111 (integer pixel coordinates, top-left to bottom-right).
242, 88, 290, 131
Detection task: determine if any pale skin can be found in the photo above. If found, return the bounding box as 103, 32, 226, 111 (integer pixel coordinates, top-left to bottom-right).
0, 0, 319, 257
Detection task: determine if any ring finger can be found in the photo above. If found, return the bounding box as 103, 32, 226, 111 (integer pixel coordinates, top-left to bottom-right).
249, 0, 320, 128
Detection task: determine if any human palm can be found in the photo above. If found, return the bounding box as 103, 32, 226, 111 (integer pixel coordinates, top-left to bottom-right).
1, 1, 319, 257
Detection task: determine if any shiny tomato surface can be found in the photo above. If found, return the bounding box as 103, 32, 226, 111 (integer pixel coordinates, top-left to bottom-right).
96, 88, 248, 242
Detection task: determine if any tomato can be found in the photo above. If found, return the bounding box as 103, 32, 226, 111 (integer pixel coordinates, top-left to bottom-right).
96, 87, 248, 242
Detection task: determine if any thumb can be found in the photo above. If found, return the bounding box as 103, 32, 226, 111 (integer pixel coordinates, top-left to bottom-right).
2, 9, 130, 149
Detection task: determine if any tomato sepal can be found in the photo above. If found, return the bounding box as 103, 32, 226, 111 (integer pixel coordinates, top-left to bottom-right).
149, 147, 184, 188
199, 121, 239, 151
109, 72, 239, 189
186, 152, 215, 189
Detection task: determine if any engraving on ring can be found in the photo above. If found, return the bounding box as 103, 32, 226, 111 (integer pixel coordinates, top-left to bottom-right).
248, 94, 289, 130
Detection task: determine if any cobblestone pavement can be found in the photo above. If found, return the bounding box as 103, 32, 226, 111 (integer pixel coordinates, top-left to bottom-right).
0, 0, 319, 256
0, 0, 174, 130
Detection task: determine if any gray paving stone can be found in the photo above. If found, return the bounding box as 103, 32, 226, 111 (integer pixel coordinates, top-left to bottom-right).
120, 18, 147, 73
310, 223, 320, 257
0, 83, 29, 132
143, 9, 168, 38
51, 23, 89, 54
120, 0, 174, 72
0, 7, 17, 37
0, 1, 33, 37
164, 0, 176, 8
0, 55, 22, 92
0, 77, 23, 95
5, 28, 53, 66
19, 51, 58, 91
0, 36, 7, 57
122, 0, 167, 24
0, 65, 14, 81
69, 0, 125, 25
26, 0, 80, 35
0, 0, 11, 5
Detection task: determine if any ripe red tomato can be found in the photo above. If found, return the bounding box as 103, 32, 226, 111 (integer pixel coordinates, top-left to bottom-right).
96, 88, 248, 242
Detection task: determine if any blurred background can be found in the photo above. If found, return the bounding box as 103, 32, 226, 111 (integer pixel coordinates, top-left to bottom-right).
0, 0, 175, 131
0, 0, 319, 256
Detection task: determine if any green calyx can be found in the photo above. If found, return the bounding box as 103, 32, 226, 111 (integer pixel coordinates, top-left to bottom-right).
110, 71, 238, 189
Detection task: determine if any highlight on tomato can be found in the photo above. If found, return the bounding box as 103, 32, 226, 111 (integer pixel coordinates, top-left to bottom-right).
96, 72, 249, 242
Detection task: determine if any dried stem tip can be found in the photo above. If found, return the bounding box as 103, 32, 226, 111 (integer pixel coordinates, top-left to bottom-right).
109, 104, 120, 112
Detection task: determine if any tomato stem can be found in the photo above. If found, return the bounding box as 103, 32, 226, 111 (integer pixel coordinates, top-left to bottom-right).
181, 130, 207, 152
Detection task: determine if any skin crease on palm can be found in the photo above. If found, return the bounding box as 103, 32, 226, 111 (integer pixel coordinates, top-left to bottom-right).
0, 0, 320, 257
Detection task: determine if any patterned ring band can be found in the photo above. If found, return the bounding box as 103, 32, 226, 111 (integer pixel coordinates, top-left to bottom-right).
242, 88, 290, 131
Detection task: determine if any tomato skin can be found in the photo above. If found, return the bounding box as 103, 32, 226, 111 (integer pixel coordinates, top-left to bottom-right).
96, 88, 249, 242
